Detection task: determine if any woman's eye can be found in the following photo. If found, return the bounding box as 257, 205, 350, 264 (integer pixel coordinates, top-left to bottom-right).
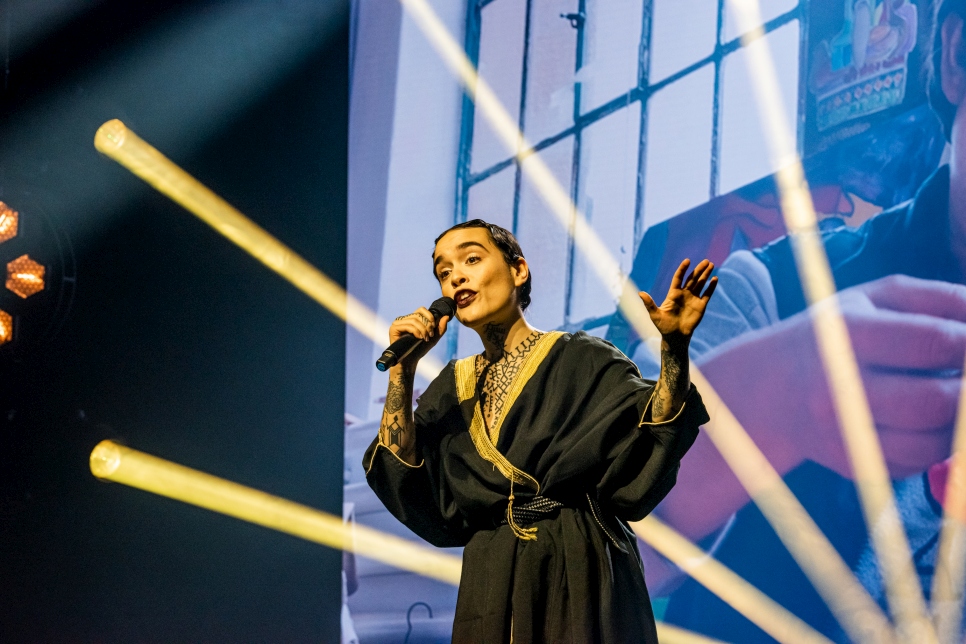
467, 256, 480, 264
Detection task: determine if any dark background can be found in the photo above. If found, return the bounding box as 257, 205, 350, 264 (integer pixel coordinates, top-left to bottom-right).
0, 1, 348, 641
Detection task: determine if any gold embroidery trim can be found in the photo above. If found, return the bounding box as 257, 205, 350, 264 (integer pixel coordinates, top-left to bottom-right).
454, 331, 564, 495
365, 442, 425, 475
638, 388, 688, 427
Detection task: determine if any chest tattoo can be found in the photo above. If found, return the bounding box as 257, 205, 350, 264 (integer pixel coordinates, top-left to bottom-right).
475, 330, 543, 433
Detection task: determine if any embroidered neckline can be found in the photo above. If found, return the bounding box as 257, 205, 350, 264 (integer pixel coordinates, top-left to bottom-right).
454, 330, 564, 494
474, 330, 545, 436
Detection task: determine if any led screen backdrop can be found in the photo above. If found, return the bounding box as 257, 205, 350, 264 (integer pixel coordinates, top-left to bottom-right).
345, 0, 950, 641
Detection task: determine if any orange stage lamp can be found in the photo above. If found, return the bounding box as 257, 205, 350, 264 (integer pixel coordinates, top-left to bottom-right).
0, 310, 12, 345
0, 203, 18, 244
6, 254, 45, 299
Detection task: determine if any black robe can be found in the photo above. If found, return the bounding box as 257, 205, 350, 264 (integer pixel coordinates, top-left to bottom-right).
365, 331, 709, 643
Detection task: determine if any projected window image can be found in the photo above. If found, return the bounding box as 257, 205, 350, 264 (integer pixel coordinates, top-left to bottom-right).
347, 0, 954, 642
455, 0, 801, 347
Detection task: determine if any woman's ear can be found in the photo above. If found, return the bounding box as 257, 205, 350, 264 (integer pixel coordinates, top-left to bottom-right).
941, 13, 966, 106
512, 257, 529, 288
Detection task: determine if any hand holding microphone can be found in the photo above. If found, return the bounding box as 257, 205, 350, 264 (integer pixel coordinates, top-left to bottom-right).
376, 297, 456, 372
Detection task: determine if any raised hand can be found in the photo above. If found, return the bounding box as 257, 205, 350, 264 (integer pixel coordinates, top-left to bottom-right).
639, 258, 718, 344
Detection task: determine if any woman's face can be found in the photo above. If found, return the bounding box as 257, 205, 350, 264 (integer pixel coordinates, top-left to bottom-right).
432, 228, 528, 330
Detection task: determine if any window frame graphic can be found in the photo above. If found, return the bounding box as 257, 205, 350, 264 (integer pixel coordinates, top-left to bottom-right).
451, 0, 807, 356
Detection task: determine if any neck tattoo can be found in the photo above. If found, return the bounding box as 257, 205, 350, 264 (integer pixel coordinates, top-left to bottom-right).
482, 322, 510, 360
475, 329, 543, 434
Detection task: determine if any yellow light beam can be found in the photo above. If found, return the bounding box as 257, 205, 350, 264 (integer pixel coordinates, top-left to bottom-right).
725, 2, 933, 641
657, 622, 731, 644
696, 376, 897, 644
398, 1, 894, 641
93, 119, 444, 382
89, 440, 462, 585
930, 353, 966, 643
633, 515, 833, 644
89, 82, 858, 642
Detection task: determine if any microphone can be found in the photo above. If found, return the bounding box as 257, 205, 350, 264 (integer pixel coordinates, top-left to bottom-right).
375, 297, 456, 372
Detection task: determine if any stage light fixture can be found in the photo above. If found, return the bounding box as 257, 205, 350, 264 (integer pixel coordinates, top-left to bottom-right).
0, 203, 18, 244
6, 254, 45, 299
0, 310, 12, 345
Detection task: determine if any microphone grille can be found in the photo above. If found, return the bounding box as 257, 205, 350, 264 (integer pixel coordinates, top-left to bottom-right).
430, 296, 456, 319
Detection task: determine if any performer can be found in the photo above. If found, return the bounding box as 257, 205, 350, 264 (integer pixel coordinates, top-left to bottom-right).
364, 219, 716, 643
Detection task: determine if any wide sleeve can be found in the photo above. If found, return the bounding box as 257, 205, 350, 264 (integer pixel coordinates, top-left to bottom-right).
599, 384, 709, 521
550, 335, 709, 522
363, 363, 472, 548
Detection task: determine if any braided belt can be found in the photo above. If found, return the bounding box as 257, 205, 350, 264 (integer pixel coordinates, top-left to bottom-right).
500, 495, 564, 528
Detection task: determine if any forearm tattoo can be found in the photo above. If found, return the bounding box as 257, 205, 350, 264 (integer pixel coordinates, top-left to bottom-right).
378, 372, 416, 462
386, 380, 406, 413
653, 341, 689, 421
386, 414, 404, 447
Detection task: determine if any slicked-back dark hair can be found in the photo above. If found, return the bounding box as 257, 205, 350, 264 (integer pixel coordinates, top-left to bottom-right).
928, 0, 966, 140
432, 219, 532, 311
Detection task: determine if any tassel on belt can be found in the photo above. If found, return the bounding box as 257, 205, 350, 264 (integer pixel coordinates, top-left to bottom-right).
501, 482, 564, 540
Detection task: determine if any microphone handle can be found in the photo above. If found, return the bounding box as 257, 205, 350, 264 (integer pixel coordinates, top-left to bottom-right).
375, 297, 456, 373
375, 334, 422, 372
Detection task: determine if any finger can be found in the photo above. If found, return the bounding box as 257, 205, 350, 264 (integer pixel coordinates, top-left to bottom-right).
690, 260, 714, 294
864, 275, 966, 323
393, 320, 428, 340
638, 291, 659, 313
865, 370, 961, 432
848, 310, 966, 371
415, 307, 436, 337
394, 313, 432, 339
701, 276, 719, 302
438, 315, 450, 336
670, 259, 691, 290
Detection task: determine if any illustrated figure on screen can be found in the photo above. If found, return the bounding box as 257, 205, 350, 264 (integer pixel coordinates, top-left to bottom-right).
811, 0, 919, 132
363, 219, 716, 643
637, 1, 966, 640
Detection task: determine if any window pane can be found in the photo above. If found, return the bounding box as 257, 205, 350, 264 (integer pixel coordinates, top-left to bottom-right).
516, 137, 574, 331
649, 0, 718, 83
719, 20, 800, 195
471, 0, 528, 173
570, 103, 641, 323
467, 166, 516, 232
579, 0, 643, 113
643, 63, 714, 229
722, 0, 797, 44
524, 0, 578, 145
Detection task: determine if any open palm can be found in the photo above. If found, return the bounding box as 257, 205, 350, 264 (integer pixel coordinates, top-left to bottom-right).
639, 258, 718, 342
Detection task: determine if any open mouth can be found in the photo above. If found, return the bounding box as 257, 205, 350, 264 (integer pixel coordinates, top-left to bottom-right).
454, 289, 477, 308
